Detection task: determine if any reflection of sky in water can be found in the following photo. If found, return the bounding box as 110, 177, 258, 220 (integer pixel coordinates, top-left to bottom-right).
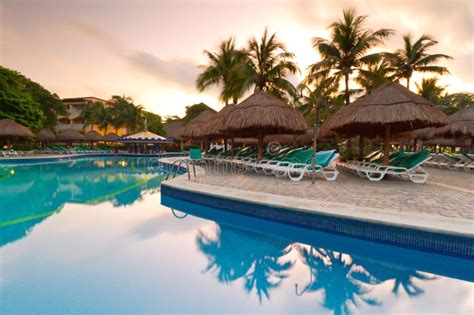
0, 157, 473, 314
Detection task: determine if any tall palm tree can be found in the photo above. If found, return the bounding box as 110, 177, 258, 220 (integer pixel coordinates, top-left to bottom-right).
355, 58, 394, 94
387, 34, 452, 89
92, 102, 112, 134
243, 28, 299, 100
196, 37, 247, 105
415, 77, 446, 103
110, 95, 133, 133
307, 9, 393, 105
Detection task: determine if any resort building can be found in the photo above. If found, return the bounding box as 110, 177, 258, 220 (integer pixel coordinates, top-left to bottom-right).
56, 97, 127, 136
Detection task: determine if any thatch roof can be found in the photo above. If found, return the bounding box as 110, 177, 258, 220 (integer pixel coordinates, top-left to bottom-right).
205, 104, 236, 138
85, 130, 103, 141
431, 105, 474, 138
424, 138, 471, 147
163, 120, 184, 140
103, 132, 119, 142
36, 128, 56, 141
234, 134, 296, 145
0, 119, 34, 137
324, 82, 450, 138
57, 130, 85, 141
293, 127, 329, 146
221, 92, 308, 137
179, 110, 217, 139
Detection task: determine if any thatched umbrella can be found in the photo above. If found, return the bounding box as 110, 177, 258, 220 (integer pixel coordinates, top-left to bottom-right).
424, 138, 471, 148
0, 119, 34, 138
234, 134, 296, 145
103, 132, 119, 142
221, 92, 308, 159
179, 110, 217, 139
36, 128, 56, 142
84, 130, 103, 142
57, 130, 85, 143
431, 105, 474, 149
163, 120, 184, 140
323, 82, 450, 164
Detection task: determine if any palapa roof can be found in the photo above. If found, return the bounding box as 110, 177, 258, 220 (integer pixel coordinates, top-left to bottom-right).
293, 127, 325, 146
324, 82, 450, 138
205, 104, 236, 138
424, 138, 471, 147
0, 119, 34, 137
179, 110, 217, 139
85, 130, 103, 141
57, 130, 85, 141
103, 132, 119, 142
234, 134, 296, 145
432, 105, 474, 138
163, 120, 184, 140
36, 128, 56, 141
221, 92, 308, 138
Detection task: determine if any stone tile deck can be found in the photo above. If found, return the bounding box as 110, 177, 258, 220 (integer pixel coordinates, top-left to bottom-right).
160, 157, 473, 235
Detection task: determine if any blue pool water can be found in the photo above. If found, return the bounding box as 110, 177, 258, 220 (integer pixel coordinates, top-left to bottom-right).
0, 156, 473, 314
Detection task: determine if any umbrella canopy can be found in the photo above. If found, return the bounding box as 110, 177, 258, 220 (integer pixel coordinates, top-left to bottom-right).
324, 82, 450, 163
205, 104, 236, 138
103, 132, 119, 142
36, 128, 56, 141
221, 92, 308, 159
0, 119, 34, 137
293, 127, 328, 146
163, 120, 184, 140
431, 105, 474, 139
57, 130, 85, 142
121, 130, 169, 143
85, 130, 103, 142
179, 110, 217, 139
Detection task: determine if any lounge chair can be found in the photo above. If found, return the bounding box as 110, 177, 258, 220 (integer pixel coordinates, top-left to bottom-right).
354, 150, 432, 183
250, 147, 307, 175
287, 149, 339, 181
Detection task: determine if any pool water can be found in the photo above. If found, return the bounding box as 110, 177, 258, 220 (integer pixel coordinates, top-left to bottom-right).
0, 156, 473, 314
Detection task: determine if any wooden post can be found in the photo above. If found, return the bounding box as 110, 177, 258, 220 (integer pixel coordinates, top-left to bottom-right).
383, 125, 391, 165
257, 131, 263, 160
223, 137, 227, 152
359, 135, 364, 160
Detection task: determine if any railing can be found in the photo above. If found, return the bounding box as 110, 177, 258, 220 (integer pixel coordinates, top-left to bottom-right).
165, 158, 196, 181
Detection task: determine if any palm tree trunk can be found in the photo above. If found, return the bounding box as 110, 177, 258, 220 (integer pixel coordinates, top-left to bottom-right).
344, 73, 350, 105
406, 76, 410, 90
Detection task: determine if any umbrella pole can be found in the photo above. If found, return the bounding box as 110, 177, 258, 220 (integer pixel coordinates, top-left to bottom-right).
383, 125, 391, 165
312, 124, 317, 185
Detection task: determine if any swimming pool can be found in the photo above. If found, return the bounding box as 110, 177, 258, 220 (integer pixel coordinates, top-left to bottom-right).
0, 156, 473, 314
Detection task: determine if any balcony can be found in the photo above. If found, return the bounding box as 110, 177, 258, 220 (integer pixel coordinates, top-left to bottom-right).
56, 124, 84, 132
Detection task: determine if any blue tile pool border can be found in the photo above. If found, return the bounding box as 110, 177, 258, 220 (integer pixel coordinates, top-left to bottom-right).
161, 184, 474, 260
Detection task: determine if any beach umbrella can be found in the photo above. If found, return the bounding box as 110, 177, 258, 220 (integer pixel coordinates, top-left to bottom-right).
163, 120, 184, 140
85, 130, 103, 142
323, 82, 450, 164
424, 138, 471, 148
431, 105, 474, 149
234, 134, 296, 145
205, 104, 236, 139
221, 91, 308, 159
179, 110, 217, 139
0, 119, 34, 138
57, 130, 85, 142
36, 128, 56, 142
103, 132, 119, 142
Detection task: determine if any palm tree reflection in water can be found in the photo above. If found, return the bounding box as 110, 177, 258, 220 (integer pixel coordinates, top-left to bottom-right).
296, 246, 379, 315
197, 224, 294, 302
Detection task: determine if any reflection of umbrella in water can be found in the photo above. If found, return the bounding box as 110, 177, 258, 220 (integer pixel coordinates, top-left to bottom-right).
197, 223, 293, 302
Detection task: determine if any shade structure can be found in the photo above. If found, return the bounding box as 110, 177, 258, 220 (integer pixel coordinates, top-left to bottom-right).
163, 120, 184, 140
424, 138, 471, 148
179, 110, 217, 139
293, 127, 324, 146
120, 130, 172, 143
205, 104, 236, 138
234, 134, 296, 145
103, 132, 119, 142
85, 130, 103, 142
221, 91, 308, 159
36, 128, 56, 141
323, 82, 450, 164
0, 119, 34, 137
431, 105, 473, 148
57, 130, 85, 142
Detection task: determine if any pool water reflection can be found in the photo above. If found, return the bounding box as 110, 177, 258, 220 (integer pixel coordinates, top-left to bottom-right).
0, 157, 473, 314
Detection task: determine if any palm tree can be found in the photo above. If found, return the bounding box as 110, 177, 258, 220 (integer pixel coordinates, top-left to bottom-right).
92, 102, 112, 134
387, 34, 452, 89
307, 9, 393, 105
196, 37, 248, 105
416, 77, 446, 103
110, 95, 133, 133
243, 28, 299, 100
355, 58, 394, 94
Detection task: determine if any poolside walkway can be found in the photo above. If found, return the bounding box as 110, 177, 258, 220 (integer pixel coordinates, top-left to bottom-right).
160, 157, 473, 236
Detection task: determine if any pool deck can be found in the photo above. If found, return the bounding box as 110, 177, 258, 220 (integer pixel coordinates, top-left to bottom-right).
160, 157, 473, 237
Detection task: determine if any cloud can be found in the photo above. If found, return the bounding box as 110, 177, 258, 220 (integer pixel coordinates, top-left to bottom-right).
125, 51, 199, 90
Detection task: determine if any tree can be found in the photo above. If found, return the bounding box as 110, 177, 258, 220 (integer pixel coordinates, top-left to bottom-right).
196, 37, 248, 105
355, 58, 394, 94
307, 9, 393, 105
182, 103, 216, 123
243, 28, 299, 100
143, 111, 165, 135
416, 77, 446, 103
108, 95, 143, 134
0, 66, 66, 130
386, 34, 452, 89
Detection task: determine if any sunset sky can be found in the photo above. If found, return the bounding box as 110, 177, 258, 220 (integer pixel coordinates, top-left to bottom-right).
1, 0, 473, 117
